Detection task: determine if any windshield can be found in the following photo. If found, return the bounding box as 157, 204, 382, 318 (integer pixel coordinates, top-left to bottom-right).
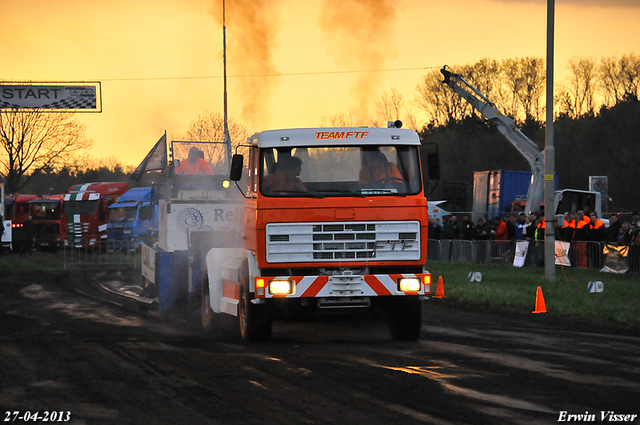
109, 206, 138, 223
260, 146, 421, 197
30, 201, 62, 220
64, 200, 98, 215
172, 140, 229, 175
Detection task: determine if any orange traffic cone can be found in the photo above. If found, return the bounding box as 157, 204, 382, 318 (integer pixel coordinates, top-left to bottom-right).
532, 286, 547, 314
435, 275, 445, 299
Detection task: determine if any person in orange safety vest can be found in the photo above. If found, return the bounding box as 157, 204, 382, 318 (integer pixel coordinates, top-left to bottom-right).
536, 217, 545, 240
574, 210, 591, 241
176, 147, 214, 175
358, 150, 404, 185
589, 211, 606, 241
561, 211, 576, 241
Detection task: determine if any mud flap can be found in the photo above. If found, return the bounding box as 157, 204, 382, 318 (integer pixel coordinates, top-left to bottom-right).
156, 250, 189, 314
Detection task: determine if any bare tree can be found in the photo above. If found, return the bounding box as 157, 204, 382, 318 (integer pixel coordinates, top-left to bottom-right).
374, 88, 421, 130
618, 53, 640, 100
376, 88, 404, 122
467, 58, 502, 102
319, 108, 359, 127
184, 112, 248, 168
0, 110, 93, 193
499, 57, 545, 123
558, 57, 598, 118
600, 56, 626, 106
185, 112, 247, 144
600, 53, 640, 106
414, 69, 471, 126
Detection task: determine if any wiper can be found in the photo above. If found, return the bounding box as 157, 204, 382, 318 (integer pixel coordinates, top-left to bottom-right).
316, 189, 366, 198
270, 191, 324, 198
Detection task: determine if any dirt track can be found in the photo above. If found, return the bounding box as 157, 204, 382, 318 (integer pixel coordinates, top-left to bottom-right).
1, 272, 639, 425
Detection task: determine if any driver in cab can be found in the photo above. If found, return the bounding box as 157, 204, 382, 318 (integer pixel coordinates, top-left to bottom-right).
175, 147, 214, 175
263, 156, 307, 192
358, 149, 403, 185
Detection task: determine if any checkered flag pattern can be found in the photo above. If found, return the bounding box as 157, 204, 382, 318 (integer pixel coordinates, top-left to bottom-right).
0, 84, 100, 111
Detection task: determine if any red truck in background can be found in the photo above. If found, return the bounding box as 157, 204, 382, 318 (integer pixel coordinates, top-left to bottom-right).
3, 193, 37, 252
63, 182, 129, 248
28, 194, 66, 251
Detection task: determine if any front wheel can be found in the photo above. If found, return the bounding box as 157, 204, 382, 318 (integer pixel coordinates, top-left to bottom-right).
388, 297, 422, 341
238, 265, 272, 342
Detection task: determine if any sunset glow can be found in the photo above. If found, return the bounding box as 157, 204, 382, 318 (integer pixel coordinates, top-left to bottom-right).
1, 0, 638, 166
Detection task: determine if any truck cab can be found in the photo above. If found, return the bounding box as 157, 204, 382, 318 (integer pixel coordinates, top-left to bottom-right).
203, 126, 432, 341
64, 182, 129, 248
28, 194, 66, 251
107, 187, 158, 251
3, 194, 38, 252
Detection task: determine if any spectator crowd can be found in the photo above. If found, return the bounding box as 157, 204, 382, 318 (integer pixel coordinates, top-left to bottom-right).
429, 210, 640, 246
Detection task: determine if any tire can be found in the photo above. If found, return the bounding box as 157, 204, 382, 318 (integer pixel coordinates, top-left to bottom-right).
238, 264, 272, 342
388, 297, 422, 341
201, 273, 216, 333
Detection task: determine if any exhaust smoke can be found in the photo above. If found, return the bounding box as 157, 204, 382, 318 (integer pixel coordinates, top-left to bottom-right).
211, 0, 280, 129
319, 0, 398, 125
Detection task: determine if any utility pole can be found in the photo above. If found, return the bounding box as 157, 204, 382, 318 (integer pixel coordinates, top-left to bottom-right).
222, 0, 232, 168
544, 0, 556, 282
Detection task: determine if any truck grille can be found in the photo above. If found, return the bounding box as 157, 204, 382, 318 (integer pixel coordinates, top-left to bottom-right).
266, 221, 420, 263
34, 223, 60, 234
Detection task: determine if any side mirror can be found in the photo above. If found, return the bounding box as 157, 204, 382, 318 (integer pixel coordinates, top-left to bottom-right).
229, 154, 244, 181
427, 152, 440, 180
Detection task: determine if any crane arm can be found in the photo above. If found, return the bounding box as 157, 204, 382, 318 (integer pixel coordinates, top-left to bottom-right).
440, 66, 545, 215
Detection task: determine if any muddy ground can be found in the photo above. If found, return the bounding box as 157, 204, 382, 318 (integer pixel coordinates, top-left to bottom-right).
1, 271, 638, 425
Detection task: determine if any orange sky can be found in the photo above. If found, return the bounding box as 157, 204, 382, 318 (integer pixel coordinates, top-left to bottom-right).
1, 0, 639, 166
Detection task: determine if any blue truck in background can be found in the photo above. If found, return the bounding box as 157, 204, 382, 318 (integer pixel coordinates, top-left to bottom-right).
473, 170, 559, 220
107, 187, 158, 250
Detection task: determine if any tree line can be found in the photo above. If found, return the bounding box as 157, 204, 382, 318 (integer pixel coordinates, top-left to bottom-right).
3, 54, 639, 212
414, 55, 640, 214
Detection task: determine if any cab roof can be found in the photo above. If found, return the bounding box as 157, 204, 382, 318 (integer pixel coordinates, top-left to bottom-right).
248, 127, 421, 148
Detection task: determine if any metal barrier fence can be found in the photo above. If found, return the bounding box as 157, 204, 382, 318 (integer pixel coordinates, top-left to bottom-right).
427, 239, 640, 273
63, 240, 140, 269
62, 238, 640, 273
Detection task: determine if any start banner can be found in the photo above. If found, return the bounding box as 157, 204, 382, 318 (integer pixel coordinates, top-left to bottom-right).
0, 82, 101, 111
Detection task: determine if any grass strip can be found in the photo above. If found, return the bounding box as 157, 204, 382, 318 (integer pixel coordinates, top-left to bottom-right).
2, 252, 638, 330
427, 261, 640, 329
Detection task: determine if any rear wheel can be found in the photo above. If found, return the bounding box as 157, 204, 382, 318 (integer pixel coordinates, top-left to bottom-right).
238, 264, 272, 342
388, 297, 422, 341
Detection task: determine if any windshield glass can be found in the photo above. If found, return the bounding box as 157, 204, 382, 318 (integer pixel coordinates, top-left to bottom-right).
260, 146, 421, 197
30, 201, 62, 220
109, 206, 138, 223
64, 200, 98, 215
172, 141, 229, 175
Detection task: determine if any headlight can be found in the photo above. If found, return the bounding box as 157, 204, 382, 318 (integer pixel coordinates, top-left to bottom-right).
269, 279, 294, 295
222, 180, 231, 189
398, 277, 421, 293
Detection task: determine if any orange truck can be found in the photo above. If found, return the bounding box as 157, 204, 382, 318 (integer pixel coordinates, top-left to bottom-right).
28, 194, 66, 251
201, 125, 432, 341
63, 182, 129, 248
